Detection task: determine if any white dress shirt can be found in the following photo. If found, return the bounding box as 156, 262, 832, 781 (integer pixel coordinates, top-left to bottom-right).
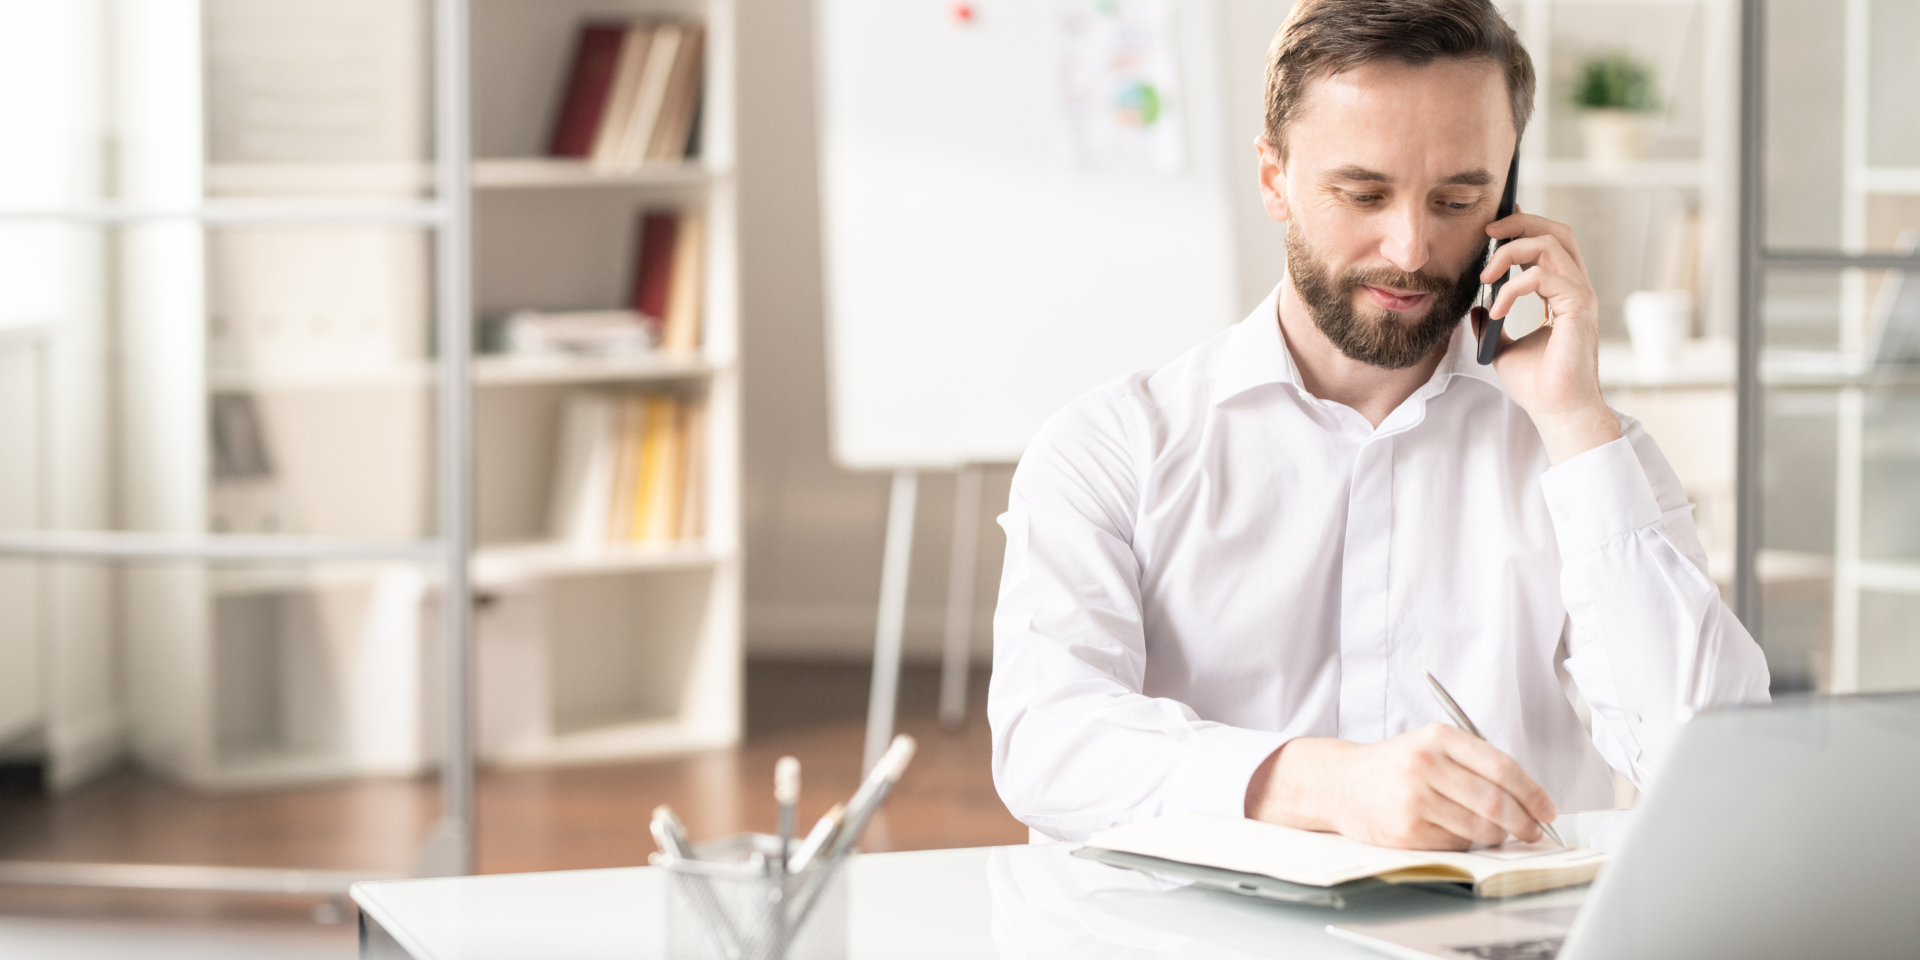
989, 286, 1771, 842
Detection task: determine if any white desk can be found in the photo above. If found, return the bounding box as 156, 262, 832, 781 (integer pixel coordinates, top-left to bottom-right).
351, 840, 1600, 960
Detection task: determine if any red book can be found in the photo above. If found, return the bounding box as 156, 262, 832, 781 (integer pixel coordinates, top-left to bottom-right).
631, 211, 680, 335
548, 23, 629, 158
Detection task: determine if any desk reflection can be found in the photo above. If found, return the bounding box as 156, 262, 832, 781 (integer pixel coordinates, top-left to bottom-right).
989, 844, 1265, 959
986, 843, 1566, 960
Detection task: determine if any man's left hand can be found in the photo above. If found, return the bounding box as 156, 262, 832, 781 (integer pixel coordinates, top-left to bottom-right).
1476, 211, 1621, 464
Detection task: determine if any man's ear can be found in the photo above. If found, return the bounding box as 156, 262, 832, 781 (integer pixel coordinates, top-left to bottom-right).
1255, 135, 1289, 225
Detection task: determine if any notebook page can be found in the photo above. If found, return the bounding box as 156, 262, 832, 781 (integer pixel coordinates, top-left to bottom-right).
1087, 814, 1436, 886
1087, 814, 1602, 886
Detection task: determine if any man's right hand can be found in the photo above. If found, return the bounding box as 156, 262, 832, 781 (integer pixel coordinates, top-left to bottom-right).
1243, 724, 1558, 850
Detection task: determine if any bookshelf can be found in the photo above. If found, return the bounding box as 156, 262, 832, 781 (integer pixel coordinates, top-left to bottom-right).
0, 0, 742, 793
460, 0, 740, 769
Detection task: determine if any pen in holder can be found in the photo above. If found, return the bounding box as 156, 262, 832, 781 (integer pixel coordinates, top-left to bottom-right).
651, 736, 915, 960
656, 833, 850, 960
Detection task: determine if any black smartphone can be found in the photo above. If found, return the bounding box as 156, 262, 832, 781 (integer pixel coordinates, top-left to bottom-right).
1474, 150, 1521, 365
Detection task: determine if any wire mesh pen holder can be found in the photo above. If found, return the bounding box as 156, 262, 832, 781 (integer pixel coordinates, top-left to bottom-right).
656, 834, 849, 960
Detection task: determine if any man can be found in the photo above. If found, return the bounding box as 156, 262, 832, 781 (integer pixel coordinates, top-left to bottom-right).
988, 0, 1769, 851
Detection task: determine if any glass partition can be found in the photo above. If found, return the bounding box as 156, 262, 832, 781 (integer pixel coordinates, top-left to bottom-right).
1752, 0, 1920, 694
0, 0, 462, 928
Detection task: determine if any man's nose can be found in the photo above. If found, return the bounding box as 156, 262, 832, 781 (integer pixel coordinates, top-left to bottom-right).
1378, 201, 1432, 275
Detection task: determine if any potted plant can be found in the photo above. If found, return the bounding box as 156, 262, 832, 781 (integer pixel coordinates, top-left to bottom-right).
1573, 52, 1656, 165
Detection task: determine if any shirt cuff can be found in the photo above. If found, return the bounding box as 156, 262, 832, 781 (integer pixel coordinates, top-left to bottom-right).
1539, 436, 1663, 557
1162, 725, 1291, 819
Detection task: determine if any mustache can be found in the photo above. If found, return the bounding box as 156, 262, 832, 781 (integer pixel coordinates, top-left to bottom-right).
1341, 266, 1456, 297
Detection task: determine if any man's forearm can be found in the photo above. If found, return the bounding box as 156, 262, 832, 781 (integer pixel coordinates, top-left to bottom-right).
1244, 738, 1340, 831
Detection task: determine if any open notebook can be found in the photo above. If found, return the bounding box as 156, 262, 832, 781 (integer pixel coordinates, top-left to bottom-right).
1085, 813, 1608, 898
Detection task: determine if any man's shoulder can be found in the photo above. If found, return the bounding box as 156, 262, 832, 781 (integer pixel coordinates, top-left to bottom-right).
1035, 322, 1240, 441
1017, 323, 1241, 499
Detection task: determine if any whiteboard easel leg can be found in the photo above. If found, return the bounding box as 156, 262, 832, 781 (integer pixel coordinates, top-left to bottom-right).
939, 465, 982, 731
865, 469, 918, 775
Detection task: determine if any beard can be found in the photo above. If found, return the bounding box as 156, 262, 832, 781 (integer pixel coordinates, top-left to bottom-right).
1285, 227, 1483, 370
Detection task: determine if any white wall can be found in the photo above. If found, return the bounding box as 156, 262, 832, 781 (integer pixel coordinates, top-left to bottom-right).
734, 0, 1295, 661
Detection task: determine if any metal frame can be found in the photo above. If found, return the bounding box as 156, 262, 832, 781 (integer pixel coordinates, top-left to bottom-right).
863, 470, 919, 775
426, 0, 476, 878
0, 0, 476, 886
939, 465, 983, 732
1732, 0, 1765, 633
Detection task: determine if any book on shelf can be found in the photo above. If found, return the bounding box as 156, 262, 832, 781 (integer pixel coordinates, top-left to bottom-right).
549, 19, 705, 170
502, 309, 652, 357
630, 208, 706, 352
548, 390, 706, 548
633, 211, 678, 341
208, 391, 293, 535
210, 392, 275, 481
480, 207, 704, 360
547, 23, 627, 158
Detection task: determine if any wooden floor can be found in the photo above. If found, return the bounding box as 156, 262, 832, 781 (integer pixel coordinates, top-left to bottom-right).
0, 661, 1022, 931
0, 661, 1020, 869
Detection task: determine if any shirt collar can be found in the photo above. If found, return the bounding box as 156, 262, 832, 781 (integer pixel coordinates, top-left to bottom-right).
1209, 284, 1298, 405
1210, 282, 1505, 407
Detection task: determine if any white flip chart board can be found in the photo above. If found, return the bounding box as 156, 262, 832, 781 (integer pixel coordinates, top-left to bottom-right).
816, 0, 1241, 469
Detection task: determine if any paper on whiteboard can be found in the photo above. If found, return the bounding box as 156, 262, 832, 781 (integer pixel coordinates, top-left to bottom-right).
1049, 0, 1184, 174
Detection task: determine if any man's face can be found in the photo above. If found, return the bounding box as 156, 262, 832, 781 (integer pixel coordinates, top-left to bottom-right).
1258, 58, 1516, 369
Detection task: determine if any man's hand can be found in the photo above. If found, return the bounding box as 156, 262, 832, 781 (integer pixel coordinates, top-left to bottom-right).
1244, 725, 1559, 850
1476, 211, 1621, 465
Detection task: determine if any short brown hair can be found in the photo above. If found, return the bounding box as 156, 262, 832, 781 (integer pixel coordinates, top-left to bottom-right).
1263, 0, 1535, 161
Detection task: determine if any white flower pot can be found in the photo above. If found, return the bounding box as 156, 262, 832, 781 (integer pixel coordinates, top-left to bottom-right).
1579, 109, 1649, 165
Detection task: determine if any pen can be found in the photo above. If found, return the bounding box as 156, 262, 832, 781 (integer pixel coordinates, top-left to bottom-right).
1422, 671, 1566, 849
651, 804, 741, 952
787, 737, 918, 930
823, 734, 916, 862
774, 756, 800, 875
650, 803, 698, 859
786, 803, 844, 874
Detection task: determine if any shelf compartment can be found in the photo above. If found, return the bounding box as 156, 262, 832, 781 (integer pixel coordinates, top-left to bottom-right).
476, 566, 725, 766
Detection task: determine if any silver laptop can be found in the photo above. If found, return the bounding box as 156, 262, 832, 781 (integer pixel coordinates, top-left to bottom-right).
1328, 693, 1920, 960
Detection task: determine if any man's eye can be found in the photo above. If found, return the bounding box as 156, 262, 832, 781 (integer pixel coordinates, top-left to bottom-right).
1350, 193, 1381, 204
1447, 201, 1473, 211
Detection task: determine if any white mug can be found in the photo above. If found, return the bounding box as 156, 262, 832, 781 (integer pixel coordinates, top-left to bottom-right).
1625, 290, 1692, 380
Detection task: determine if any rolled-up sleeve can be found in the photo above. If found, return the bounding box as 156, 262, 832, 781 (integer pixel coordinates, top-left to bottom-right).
989, 387, 1288, 842
1541, 417, 1771, 788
